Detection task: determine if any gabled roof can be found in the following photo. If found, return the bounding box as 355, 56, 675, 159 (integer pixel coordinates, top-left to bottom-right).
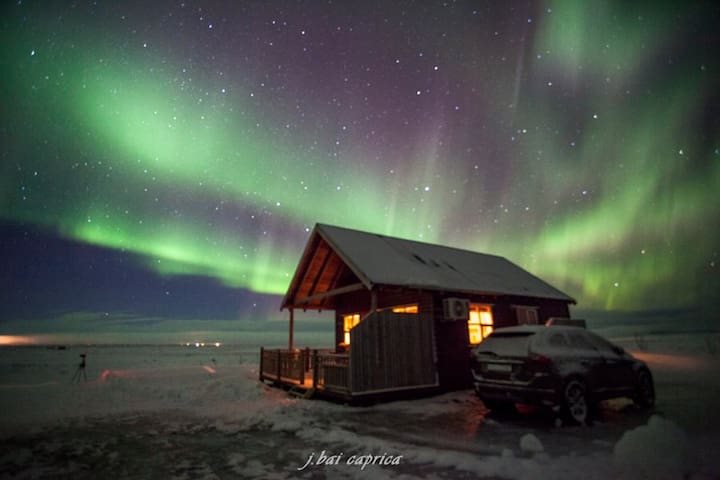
281, 223, 575, 309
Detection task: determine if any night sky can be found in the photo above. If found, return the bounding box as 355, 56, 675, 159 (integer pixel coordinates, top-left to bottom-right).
1, 1, 719, 340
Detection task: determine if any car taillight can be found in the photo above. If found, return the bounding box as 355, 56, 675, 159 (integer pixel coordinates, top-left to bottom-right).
529, 353, 553, 368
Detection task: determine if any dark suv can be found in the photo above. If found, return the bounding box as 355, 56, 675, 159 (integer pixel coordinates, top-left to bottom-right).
471, 325, 654, 424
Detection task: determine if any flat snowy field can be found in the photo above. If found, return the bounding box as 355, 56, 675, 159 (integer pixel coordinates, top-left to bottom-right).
1, 331, 719, 479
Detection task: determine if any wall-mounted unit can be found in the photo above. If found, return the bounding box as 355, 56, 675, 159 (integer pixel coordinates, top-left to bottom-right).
442, 298, 469, 321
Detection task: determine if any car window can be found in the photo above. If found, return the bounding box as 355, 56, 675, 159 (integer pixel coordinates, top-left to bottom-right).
585, 332, 621, 356
567, 331, 598, 353
475, 332, 535, 356
547, 332, 570, 349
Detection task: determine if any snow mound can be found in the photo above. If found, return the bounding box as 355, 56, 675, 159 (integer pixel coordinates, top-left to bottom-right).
613, 415, 691, 479
519, 433, 544, 454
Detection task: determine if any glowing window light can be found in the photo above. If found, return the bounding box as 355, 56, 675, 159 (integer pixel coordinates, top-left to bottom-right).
342, 313, 360, 345
391, 305, 418, 313
468, 305, 494, 344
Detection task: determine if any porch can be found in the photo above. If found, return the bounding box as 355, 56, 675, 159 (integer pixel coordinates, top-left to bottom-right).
259, 311, 439, 402
259, 348, 352, 398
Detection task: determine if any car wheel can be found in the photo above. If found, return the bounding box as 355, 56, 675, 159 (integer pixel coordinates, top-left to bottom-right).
562, 379, 589, 425
634, 369, 655, 408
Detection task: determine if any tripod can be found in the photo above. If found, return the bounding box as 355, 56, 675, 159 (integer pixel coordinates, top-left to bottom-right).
71, 353, 87, 383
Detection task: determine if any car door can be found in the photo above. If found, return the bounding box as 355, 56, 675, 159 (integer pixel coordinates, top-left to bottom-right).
566, 330, 607, 394
584, 332, 636, 395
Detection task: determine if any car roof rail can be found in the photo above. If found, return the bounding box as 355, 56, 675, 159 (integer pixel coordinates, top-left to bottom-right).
545, 317, 586, 328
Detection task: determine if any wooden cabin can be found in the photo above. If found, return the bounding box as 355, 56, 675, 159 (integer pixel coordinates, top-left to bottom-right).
259, 223, 575, 403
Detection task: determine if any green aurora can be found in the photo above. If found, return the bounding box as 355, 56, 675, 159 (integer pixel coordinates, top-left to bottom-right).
1, 1, 718, 312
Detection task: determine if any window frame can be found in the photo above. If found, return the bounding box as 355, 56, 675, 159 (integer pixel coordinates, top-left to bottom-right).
513, 305, 540, 325
468, 304, 494, 345
342, 313, 360, 345
389, 304, 419, 314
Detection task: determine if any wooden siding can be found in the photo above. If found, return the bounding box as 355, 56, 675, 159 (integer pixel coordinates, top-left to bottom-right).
333, 287, 434, 347
538, 301, 571, 322
349, 311, 438, 394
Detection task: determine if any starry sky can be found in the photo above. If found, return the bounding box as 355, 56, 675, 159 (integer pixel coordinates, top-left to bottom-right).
1, 1, 719, 339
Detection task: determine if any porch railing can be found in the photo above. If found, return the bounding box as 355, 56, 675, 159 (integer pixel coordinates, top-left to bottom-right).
316, 352, 350, 394
259, 348, 349, 393
260, 348, 305, 384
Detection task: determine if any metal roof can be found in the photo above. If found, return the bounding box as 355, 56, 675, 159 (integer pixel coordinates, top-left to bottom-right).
281, 223, 575, 309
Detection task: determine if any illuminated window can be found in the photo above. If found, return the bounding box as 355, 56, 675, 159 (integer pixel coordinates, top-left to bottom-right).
391, 304, 418, 314
342, 313, 360, 345
468, 304, 494, 344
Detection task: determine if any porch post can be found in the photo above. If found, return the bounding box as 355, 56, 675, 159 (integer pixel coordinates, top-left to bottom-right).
312, 349, 319, 388
259, 347, 264, 381
288, 307, 295, 350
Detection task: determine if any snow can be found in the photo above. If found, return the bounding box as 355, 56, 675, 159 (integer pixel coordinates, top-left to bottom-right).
613, 416, 690, 480
519, 433, 544, 454
1, 332, 719, 478
313, 224, 574, 302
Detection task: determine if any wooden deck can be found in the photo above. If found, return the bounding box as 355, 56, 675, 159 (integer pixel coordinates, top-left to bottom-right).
259, 312, 440, 402
259, 347, 351, 397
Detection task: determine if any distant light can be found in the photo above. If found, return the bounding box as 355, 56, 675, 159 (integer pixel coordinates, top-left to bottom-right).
215, 342, 221, 347
195, 342, 200, 347
0, 335, 36, 346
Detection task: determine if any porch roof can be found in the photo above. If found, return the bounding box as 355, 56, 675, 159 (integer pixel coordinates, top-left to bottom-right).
281, 223, 575, 310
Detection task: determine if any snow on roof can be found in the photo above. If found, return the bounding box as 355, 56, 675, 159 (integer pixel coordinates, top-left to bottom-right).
315, 224, 575, 302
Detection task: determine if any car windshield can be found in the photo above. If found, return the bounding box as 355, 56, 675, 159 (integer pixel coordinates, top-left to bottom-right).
475, 332, 535, 357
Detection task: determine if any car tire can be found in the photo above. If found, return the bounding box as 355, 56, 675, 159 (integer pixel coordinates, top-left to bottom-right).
634, 369, 655, 408
561, 379, 590, 425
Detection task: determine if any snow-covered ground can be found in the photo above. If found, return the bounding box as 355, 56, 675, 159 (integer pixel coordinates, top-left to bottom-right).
1, 331, 719, 479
